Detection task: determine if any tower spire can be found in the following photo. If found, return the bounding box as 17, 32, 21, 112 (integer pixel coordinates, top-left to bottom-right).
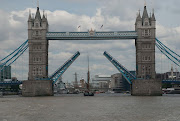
37, 0, 39, 8
35, 2, 41, 20
144, 0, 146, 7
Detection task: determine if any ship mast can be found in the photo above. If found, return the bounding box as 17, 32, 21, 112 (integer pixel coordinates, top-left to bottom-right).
87, 55, 90, 91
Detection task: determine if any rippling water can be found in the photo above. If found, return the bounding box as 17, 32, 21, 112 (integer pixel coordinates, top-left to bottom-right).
0, 94, 180, 121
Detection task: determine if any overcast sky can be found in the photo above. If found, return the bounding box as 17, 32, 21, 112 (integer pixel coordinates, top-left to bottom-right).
0, 0, 180, 82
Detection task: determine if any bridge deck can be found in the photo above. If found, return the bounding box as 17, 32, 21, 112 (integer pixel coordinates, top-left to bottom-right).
46, 31, 138, 40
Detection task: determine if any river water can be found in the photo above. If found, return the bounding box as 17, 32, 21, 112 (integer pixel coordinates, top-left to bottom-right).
0, 93, 180, 121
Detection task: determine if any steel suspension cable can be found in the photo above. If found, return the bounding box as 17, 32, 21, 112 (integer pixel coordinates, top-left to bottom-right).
7, 45, 29, 66
156, 43, 180, 67
0, 40, 28, 62
156, 38, 180, 58
156, 40, 180, 63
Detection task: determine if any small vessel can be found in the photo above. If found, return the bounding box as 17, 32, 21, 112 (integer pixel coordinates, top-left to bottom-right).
84, 55, 94, 96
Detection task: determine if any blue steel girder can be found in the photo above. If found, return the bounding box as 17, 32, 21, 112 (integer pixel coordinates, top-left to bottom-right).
49, 51, 80, 85
46, 31, 138, 40
162, 80, 180, 84
103, 51, 136, 84
0, 81, 22, 85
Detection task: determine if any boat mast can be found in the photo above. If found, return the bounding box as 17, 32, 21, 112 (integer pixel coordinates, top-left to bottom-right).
87, 55, 90, 91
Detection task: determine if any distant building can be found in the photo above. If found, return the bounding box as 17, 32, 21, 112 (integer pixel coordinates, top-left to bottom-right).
156, 66, 180, 80
0, 65, 11, 81
111, 73, 123, 91
80, 78, 85, 88
111, 71, 135, 92
91, 75, 111, 89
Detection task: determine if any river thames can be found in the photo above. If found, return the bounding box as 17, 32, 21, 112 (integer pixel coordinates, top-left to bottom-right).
0, 94, 180, 121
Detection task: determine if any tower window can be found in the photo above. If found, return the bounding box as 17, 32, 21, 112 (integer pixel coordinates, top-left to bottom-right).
142, 29, 151, 37
145, 56, 147, 60
36, 31, 38, 35
148, 56, 151, 61
36, 23, 38, 27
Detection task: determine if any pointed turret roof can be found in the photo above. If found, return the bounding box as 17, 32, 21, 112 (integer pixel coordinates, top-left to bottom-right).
28, 10, 32, 21
35, 7, 41, 20
151, 10, 156, 21
136, 10, 142, 21
142, 6, 149, 21
42, 10, 47, 21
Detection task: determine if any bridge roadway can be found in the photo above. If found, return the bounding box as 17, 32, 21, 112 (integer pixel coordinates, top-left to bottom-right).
46, 31, 138, 40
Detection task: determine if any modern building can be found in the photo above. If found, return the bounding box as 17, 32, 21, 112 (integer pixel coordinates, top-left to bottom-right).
91, 75, 111, 89
0, 65, 11, 81
111, 73, 123, 90
111, 71, 135, 92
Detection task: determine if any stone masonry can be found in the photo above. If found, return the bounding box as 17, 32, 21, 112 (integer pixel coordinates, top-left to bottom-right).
22, 7, 53, 96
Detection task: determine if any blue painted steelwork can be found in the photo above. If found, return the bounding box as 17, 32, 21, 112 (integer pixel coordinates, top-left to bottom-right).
156, 44, 180, 67
49, 51, 80, 85
0, 40, 29, 71
46, 31, 138, 40
7, 45, 29, 66
162, 80, 180, 84
0, 81, 22, 85
156, 38, 180, 58
103, 51, 136, 84
0, 40, 28, 62
156, 38, 180, 67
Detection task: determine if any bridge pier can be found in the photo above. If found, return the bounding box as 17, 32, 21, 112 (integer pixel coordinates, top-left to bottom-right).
131, 79, 162, 96
22, 80, 53, 97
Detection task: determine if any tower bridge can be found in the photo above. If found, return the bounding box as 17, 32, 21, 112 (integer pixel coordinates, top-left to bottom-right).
5, 4, 180, 96
21, 5, 161, 96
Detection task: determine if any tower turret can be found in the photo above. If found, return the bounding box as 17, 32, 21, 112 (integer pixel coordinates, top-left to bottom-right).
135, 10, 142, 30
151, 9, 156, 27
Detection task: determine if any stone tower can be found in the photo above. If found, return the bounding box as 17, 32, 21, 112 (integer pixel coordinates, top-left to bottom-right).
23, 7, 52, 96
28, 7, 49, 80
135, 5, 156, 79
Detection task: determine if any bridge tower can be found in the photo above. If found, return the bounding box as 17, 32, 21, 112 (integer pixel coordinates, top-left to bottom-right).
22, 7, 53, 96
135, 5, 156, 79
132, 5, 162, 96
28, 7, 49, 80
